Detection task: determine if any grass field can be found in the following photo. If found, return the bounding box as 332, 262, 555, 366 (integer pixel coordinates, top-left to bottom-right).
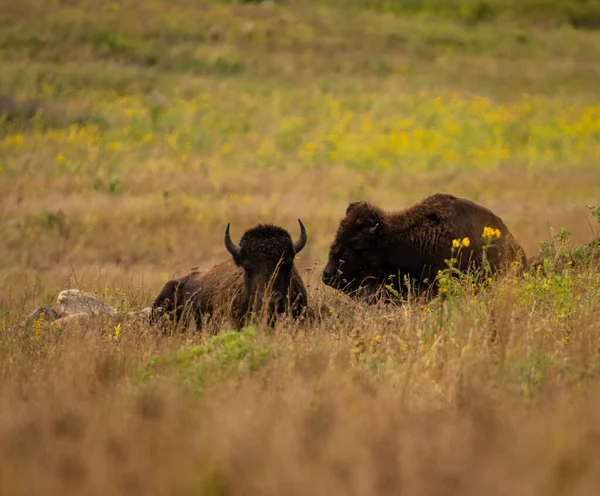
2, 0, 600, 494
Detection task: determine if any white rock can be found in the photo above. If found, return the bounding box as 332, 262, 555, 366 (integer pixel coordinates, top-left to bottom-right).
11, 305, 61, 334
56, 289, 117, 317
126, 307, 152, 322
24, 305, 61, 325
51, 313, 92, 328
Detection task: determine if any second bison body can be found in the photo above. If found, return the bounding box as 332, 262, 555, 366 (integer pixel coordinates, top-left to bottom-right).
322, 193, 527, 299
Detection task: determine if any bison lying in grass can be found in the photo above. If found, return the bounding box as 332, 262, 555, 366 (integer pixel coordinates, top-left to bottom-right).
151, 220, 308, 332
322, 193, 527, 300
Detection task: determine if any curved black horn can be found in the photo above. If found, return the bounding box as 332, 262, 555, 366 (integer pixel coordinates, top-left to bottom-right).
293, 219, 307, 253
224, 223, 241, 258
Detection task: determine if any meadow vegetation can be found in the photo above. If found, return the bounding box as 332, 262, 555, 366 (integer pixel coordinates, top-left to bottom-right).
1, 0, 600, 494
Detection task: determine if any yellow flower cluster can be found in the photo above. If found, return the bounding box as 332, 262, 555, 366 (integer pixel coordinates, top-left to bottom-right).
295, 94, 600, 171
482, 226, 502, 241
452, 237, 471, 249
2, 90, 600, 181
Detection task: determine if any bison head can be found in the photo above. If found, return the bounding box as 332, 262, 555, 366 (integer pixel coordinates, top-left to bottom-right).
322, 201, 390, 297
225, 219, 307, 315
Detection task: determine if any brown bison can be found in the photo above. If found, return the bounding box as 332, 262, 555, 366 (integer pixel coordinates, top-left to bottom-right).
322, 193, 527, 299
151, 220, 308, 331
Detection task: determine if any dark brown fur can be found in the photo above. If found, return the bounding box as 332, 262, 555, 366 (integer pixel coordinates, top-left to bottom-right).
322, 193, 527, 300
151, 223, 308, 332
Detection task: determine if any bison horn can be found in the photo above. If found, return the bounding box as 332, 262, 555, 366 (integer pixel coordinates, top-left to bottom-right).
224, 223, 241, 259
370, 223, 381, 235
294, 219, 307, 254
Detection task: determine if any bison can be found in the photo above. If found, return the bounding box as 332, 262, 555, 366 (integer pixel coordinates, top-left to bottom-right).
150, 220, 308, 331
322, 193, 527, 300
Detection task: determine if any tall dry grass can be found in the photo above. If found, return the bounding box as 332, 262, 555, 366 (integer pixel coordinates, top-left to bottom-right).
1, 253, 600, 494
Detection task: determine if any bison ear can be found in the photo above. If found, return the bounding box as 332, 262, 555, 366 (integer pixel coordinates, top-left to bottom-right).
346, 201, 366, 216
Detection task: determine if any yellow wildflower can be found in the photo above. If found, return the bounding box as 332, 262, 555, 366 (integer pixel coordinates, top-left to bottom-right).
55, 153, 65, 163
360, 116, 373, 133
397, 118, 413, 129
443, 150, 457, 163
482, 226, 502, 242
305, 143, 315, 153
166, 132, 178, 148
107, 142, 124, 151
462, 237, 470, 247
412, 128, 425, 141
221, 143, 233, 155
8, 134, 23, 147
452, 239, 460, 249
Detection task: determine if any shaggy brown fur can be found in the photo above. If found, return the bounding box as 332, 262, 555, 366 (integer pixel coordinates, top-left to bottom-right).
151, 222, 308, 332
322, 193, 527, 300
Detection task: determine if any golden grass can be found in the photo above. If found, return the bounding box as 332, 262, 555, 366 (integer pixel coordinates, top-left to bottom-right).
2, 0, 600, 494
2, 266, 600, 494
